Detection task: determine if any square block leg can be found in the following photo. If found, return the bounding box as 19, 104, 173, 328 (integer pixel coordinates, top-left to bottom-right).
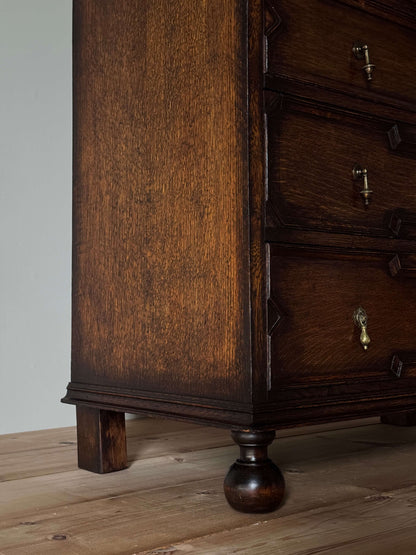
76, 406, 127, 473
381, 411, 416, 427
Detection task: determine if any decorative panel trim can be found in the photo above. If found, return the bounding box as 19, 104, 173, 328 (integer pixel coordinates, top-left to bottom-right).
388, 209, 416, 239
63, 376, 416, 430
389, 254, 416, 278
263, 1, 283, 74
267, 297, 284, 335
391, 353, 404, 377
264, 0, 282, 36
62, 382, 255, 428
265, 74, 416, 125
337, 0, 416, 31
388, 123, 416, 157
390, 352, 416, 378
265, 91, 405, 239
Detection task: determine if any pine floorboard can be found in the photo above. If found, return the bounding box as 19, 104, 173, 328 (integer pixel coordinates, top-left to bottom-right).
1, 416, 416, 554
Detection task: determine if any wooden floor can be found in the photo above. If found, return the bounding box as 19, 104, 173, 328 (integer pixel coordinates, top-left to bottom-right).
1, 417, 416, 554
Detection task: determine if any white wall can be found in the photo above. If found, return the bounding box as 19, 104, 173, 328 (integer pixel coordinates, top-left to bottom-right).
0, 0, 74, 434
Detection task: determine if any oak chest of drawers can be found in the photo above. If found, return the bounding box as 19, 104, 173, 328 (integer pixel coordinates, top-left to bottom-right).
63, 0, 416, 512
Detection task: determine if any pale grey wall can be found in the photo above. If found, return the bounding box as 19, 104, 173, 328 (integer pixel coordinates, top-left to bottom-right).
0, 0, 74, 433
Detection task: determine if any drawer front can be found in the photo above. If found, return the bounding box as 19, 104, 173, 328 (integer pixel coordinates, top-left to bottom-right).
266, 95, 416, 236
266, 0, 416, 108
268, 247, 416, 388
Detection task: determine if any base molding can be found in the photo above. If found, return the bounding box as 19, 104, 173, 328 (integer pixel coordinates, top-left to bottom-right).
62, 382, 255, 428
63, 381, 416, 430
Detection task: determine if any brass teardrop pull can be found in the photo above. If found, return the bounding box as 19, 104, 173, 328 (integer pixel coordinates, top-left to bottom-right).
352, 43, 375, 81
353, 307, 370, 351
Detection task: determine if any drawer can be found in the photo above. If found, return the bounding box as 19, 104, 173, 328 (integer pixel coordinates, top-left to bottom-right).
266, 95, 416, 237
265, 0, 416, 108
268, 246, 416, 388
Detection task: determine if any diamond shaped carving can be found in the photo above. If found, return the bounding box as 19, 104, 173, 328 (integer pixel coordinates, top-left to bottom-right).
264, 0, 282, 37
268, 296, 284, 336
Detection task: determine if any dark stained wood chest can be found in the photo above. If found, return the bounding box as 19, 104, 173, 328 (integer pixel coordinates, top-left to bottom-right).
63, 0, 416, 512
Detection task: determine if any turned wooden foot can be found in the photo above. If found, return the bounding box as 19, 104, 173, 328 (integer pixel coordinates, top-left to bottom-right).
381, 410, 416, 426
76, 406, 127, 473
223, 430, 285, 513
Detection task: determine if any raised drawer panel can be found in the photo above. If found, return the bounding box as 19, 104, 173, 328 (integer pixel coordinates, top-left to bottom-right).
266, 95, 416, 237
268, 247, 416, 387
266, 0, 416, 109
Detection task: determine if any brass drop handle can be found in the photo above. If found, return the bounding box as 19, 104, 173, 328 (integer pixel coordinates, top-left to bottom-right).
352, 43, 375, 81
353, 307, 370, 351
353, 164, 372, 206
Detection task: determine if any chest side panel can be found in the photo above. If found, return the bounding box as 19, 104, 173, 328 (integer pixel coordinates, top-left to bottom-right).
71, 0, 251, 402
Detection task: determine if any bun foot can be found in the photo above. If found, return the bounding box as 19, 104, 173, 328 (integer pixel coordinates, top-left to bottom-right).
224, 430, 285, 513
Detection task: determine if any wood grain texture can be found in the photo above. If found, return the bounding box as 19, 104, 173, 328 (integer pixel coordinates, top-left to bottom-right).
0, 418, 376, 484
266, 225, 416, 252
388, 122, 416, 157
388, 209, 416, 239
381, 410, 416, 425
65, 0, 416, 512
388, 351, 416, 378
266, 94, 416, 237
265, 72, 416, 127
0, 418, 220, 482
76, 407, 127, 473
64, 382, 258, 427
158, 487, 416, 554
247, 0, 270, 405
389, 254, 416, 277
340, 0, 416, 29
70, 0, 251, 402
3, 419, 416, 553
268, 247, 416, 387
266, 0, 416, 110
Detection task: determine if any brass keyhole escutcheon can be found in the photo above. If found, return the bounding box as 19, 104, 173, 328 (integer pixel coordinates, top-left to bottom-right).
353, 307, 370, 350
